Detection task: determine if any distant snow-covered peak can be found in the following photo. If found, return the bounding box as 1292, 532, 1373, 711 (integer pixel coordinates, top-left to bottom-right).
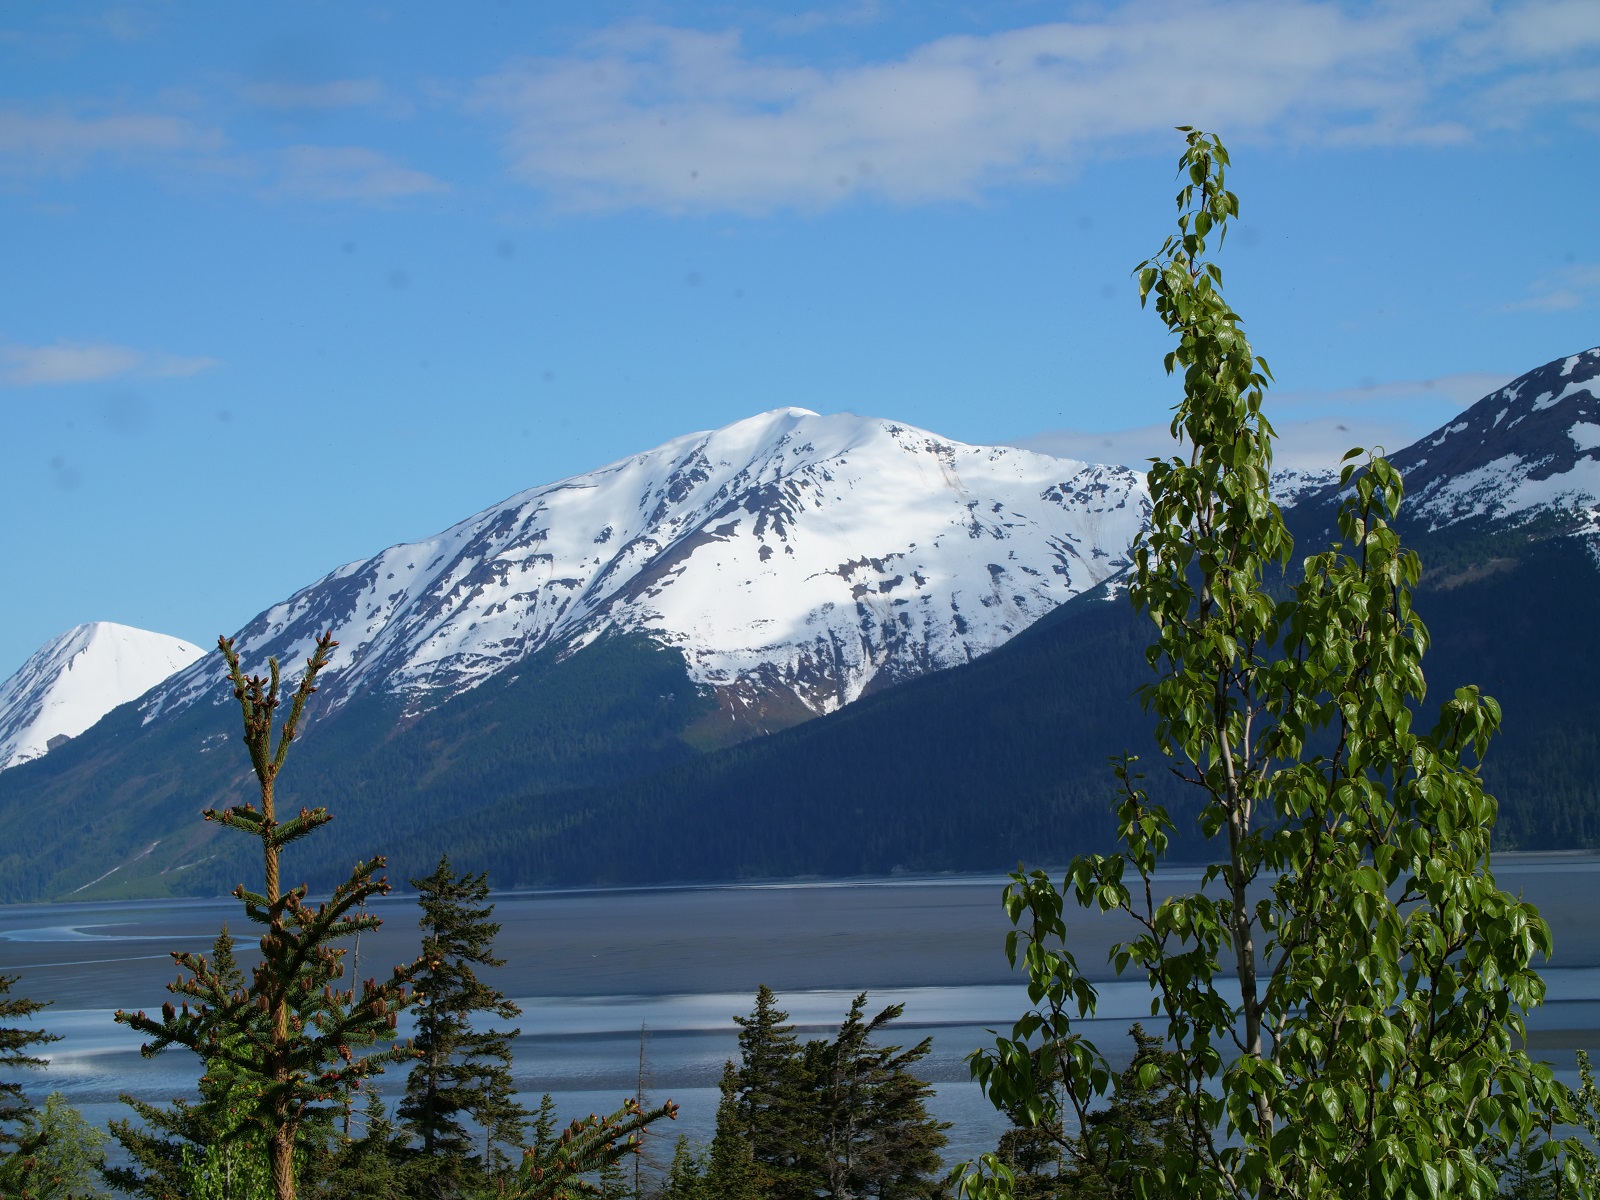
1386, 346, 1600, 531
0, 622, 204, 770
1271, 467, 1339, 507
143, 408, 1151, 726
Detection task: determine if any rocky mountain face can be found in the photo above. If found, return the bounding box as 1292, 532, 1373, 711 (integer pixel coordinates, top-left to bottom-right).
369, 346, 1600, 888
141, 407, 1149, 733
0, 623, 202, 770
0, 409, 1149, 900
1287, 346, 1600, 534
4, 349, 1599, 900
1395, 347, 1600, 531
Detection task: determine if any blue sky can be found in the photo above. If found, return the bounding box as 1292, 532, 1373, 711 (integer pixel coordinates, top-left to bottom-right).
1, 0, 1597, 675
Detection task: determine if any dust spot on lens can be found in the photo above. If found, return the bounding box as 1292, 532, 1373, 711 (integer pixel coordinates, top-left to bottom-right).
99, 391, 148, 435
496, 239, 515, 260
388, 269, 409, 290
49, 456, 82, 490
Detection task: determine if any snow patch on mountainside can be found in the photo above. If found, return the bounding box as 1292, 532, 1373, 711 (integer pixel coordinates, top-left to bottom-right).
0, 623, 203, 769
1271, 467, 1338, 507
144, 408, 1151, 725
1388, 347, 1600, 533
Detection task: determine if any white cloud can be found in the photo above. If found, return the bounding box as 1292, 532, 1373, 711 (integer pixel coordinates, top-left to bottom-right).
0, 108, 224, 175
470, 1, 1600, 214
1012, 371, 1515, 472
0, 339, 217, 387
264, 145, 449, 202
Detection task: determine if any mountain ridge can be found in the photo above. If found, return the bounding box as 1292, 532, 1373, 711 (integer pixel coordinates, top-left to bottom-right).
2, 346, 1598, 901
139, 407, 1148, 734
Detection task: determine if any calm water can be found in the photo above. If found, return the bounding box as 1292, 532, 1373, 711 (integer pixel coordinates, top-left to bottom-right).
4, 857, 1600, 1167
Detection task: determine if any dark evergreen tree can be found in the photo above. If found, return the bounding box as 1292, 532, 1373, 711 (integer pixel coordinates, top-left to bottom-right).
803, 994, 949, 1200
660, 1136, 708, 1200
399, 853, 528, 1186
0, 970, 57, 1154
595, 1149, 630, 1199
704, 1062, 762, 1200
116, 634, 420, 1200
303, 1089, 408, 1200
493, 1096, 679, 1200
732, 985, 806, 1200
529, 1093, 559, 1160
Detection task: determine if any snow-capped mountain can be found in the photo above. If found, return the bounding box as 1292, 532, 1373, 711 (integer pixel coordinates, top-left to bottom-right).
143, 408, 1150, 728
1386, 346, 1600, 531
0, 623, 203, 770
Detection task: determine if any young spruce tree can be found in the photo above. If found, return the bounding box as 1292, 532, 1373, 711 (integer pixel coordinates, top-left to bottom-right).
0, 970, 57, 1159
400, 853, 528, 1182
960, 129, 1585, 1200
116, 634, 420, 1200
732, 984, 806, 1200
106, 926, 273, 1200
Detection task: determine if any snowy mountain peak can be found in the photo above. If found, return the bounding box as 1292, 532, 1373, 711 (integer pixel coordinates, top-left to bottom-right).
0, 623, 204, 770
143, 409, 1151, 728
1387, 346, 1600, 530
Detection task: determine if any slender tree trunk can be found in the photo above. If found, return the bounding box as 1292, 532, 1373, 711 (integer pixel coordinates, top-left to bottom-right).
262, 775, 296, 1200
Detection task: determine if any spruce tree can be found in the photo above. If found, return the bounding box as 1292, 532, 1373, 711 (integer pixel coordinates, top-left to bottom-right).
493, 1096, 679, 1200
704, 1062, 761, 1200
732, 985, 806, 1200
0, 970, 56, 1153
399, 853, 528, 1183
804, 994, 949, 1200
660, 1137, 708, 1200
106, 926, 272, 1200
303, 1089, 407, 1200
530, 1093, 559, 1159
116, 633, 420, 1200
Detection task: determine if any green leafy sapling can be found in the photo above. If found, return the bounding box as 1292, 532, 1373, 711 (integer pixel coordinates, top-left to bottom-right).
960, 129, 1584, 1200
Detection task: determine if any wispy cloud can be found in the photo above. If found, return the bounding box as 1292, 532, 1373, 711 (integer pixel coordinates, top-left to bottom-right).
0, 338, 218, 387
0, 104, 446, 205
0, 108, 224, 176
770, 0, 884, 37
1013, 371, 1514, 472
470, 1, 1600, 213
1509, 262, 1600, 312
265, 144, 449, 202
